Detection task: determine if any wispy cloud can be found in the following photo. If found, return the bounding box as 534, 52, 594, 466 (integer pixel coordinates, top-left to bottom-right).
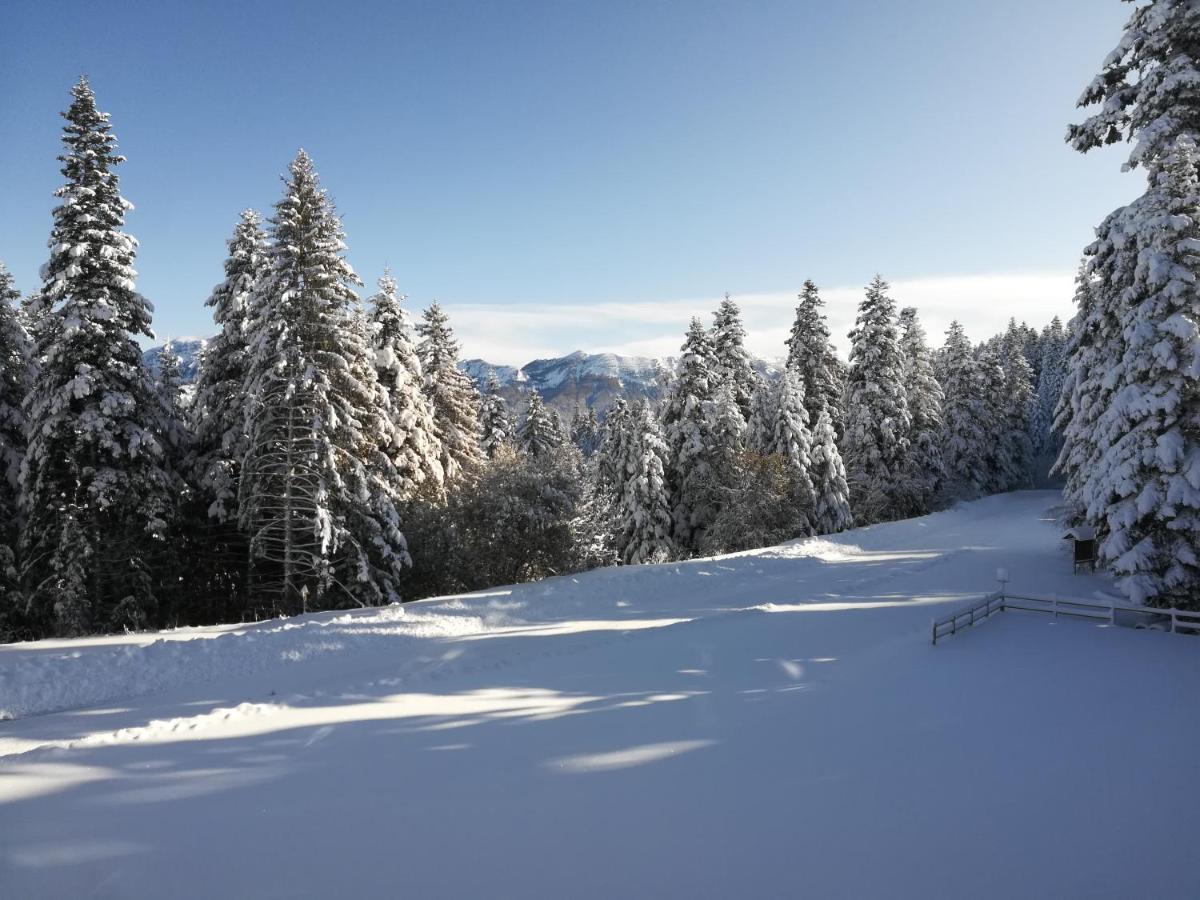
444, 271, 1077, 366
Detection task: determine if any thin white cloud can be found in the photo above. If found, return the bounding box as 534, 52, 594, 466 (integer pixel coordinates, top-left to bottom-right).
442, 271, 1077, 367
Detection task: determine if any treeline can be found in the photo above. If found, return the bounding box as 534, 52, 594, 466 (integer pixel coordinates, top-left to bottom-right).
0, 78, 1065, 641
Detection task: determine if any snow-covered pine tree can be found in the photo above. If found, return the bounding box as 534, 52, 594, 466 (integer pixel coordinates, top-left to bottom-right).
1055, 212, 1140, 524
416, 302, 483, 482
190, 210, 267, 524
239, 150, 410, 614
710, 293, 760, 422
744, 375, 778, 454
786, 280, 845, 437
1081, 138, 1200, 606
1030, 316, 1068, 478
155, 340, 190, 456
1061, 3, 1200, 606
998, 335, 1035, 492
595, 396, 630, 502
0, 262, 30, 624
1067, 0, 1200, 171
479, 374, 514, 459
939, 321, 987, 500
662, 318, 718, 554
809, 408, 853, 534
842, 276, 912, 523
569, 404, 602, 457
896, 307, 945, 516
768, 368, 816, 535
616, 399, 674, 565
974, 342, 1011, 495
20, 78, 178, 635
368, 269, 444, 500
519, 389, 562, 457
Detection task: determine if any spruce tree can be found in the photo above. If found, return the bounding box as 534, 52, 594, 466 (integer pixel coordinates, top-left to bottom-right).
710, 293, 759, 422
156, 340, 189, 453
417, 302, 483, 482
191, 210, 267, 523
662, 318, 718, 554
939, 321, 987, 499
1055, 223, 1137, 522
480, 374, 514, 459
368, 269, 444, 500
842, 276, 911, 523
1030, 316, 1068, 476
569, 404, 602, 457
1083, 139, 1200, 606
0, 263, 30, 625
745, 375, 778, 454
519, 389, 562, 457
809, 408, 853, 534
896, 307, 945, 516
596, 396, 631, 503
616, 399, 674, 565
786, 280, 845, 437
240, 150, 410, 614
998, 336, 1035, 491
1067, 0, 1200, 170
21, 78, 177, 635
1061, 4, 1200, 605
768, 368, 816, 535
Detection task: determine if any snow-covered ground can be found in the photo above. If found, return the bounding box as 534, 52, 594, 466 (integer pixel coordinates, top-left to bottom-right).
1, 491, 1197, 898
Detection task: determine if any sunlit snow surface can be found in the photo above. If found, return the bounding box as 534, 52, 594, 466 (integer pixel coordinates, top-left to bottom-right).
2, 491, 1198, 898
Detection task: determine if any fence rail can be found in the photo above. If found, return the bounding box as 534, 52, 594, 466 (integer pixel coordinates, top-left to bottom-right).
931, 591, 1200, 645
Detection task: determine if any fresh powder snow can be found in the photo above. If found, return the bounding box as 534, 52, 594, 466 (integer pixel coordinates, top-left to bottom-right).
1, 491, 1197, 898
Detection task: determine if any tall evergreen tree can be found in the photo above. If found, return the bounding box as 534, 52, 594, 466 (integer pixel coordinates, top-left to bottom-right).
616, 399, 674, 565
768, 368, 816, 535
842, 276, 911, 523
191, 210, 267, 523
745, 375, 778, 455
809, 408, 853, 534
662, 318, 718, 554
998, 336, 1035, 492
155, 340, 189, 451
519, 389, 562, 457
1062, 3, 1200, 606
1082, 139, 1200, 606
786, 280, 844, 437
368, 269, 444, 500
1030, 317, 1068, 464
0, 263, 30, 625
569, 404, 602, 457
239, 150, 409, 614
479, 374, 514, 459
20, 78, 177, 635
897, 307, 945, 516
939, 321, 988, 499
596, 396, 631, 502
710, 294, 759, 422
1067, 0, 1200, 171
417, 302, 483, 482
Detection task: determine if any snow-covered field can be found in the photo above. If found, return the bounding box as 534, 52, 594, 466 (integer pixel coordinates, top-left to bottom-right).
1, 491, 1197, 898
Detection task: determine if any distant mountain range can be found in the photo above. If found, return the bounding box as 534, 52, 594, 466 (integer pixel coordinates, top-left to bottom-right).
144, 341, 781, 419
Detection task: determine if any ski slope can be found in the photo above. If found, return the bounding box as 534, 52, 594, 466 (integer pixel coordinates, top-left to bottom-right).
2, 491, 1198, 898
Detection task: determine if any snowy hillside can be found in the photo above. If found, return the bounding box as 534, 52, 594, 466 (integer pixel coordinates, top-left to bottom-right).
2, 491, 1197, 898
142, 338, 204, 382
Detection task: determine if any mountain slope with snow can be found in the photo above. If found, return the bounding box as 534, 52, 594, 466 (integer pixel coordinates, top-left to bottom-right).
1, 491, 1197, 898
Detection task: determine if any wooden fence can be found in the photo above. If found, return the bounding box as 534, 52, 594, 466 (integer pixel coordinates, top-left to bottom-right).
931, 591, 1200, 645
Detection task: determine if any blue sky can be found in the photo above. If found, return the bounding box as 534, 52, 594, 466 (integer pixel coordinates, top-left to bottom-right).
1, 0, 1136, 363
